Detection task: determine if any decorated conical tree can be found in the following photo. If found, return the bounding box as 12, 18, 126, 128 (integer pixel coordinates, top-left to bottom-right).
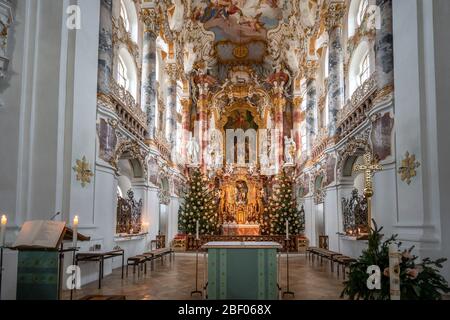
178, 169, 220, 236
261, 173, 305, 236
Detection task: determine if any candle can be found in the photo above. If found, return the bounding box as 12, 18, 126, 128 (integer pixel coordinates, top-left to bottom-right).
196, 220, 199, 240
73, 215, 79, 249
0, 214, 7, 247
285, 220, 289, 240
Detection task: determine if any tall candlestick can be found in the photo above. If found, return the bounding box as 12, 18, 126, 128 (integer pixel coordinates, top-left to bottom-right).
286, 220, 289, 240
0, 215, 7, 247
196, 220, 199, 240
73, 215, 79, 249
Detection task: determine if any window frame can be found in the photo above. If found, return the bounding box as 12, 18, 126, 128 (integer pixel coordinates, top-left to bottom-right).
359, 52, 370, 85
117, 56, 129, 90
119, 0, 130, 32
357, 0, 369, 25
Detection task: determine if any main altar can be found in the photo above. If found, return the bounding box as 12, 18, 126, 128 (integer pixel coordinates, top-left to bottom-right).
216, 166, 266, 236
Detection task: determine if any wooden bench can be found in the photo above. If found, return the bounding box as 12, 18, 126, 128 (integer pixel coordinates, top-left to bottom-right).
307, 247, 343, 272
126, 255, 148, 277
333, 255, 357, 279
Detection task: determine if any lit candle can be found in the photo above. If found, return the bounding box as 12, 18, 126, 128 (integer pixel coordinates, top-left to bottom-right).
196, 220, 199, 240
0, 214, 7, 247
73, 215, 79, 249
286, 220, 289, 240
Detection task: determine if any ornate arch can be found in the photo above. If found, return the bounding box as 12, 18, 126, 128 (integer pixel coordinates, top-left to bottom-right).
112, 140, 147, 178
337, 136, 371, 178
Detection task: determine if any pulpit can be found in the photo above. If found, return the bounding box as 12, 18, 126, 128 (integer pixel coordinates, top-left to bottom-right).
203, 241, 281, 300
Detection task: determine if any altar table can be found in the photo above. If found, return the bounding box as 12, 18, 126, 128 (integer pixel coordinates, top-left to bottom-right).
222, 224, 260, 236
202, 241, 281, 300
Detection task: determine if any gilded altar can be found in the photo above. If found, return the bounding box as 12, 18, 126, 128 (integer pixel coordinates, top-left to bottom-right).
217, 167, 264, 226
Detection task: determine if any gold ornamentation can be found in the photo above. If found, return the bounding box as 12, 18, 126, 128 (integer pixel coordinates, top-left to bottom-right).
73, 156, 94, 188
325, 2, 346, 32
232, 45, 249, 59
398, 152, 420, 185
355, 152, 383, 228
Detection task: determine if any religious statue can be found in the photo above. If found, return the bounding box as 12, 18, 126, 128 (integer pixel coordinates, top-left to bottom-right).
187, 136, 200, 165
225, 162, 234, 175
284, 136, 296, 164
236, 181, 248, 205
248, 163, 257, 176
207, 128, 223, 169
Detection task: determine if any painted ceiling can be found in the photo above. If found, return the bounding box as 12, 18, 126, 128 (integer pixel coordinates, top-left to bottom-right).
150, 0, 325, 83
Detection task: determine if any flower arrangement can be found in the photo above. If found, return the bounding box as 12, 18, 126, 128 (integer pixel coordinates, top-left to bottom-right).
341, 220, 450, 300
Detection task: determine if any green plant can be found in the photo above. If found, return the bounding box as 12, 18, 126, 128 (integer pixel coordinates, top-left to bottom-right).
341, 220, 450, 300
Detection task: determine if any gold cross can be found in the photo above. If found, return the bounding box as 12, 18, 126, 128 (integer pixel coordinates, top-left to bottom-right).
354, 152, 383, 229
355, 152, 383, 197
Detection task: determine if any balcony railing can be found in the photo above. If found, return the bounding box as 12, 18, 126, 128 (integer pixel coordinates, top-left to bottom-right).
109, 78, 148, 141
336, 73, 378, 140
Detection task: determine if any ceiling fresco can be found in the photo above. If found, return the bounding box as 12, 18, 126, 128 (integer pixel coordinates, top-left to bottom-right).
153, 0, 325, 86
192, 0, 284, 43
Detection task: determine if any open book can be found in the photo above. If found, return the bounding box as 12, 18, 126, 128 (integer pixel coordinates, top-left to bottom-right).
13, 220, 67, 249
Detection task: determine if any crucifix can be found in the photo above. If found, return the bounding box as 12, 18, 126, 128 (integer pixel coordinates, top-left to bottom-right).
355, 151, 383, 230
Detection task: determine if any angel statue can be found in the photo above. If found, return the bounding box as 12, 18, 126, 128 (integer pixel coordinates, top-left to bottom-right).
225, 162, 234, 176
186, 136, 200, 165
284, 136, 296, 164
248, 162, 257, 176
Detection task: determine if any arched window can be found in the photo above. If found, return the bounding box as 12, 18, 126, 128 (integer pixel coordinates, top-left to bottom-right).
116, 47, 138, 100
120, 0, 130, 32
117, 186, 124, 198
349, 41, 371, 97
118, 0, 139, 43
348, 0, 369, 38
357, 0, 369, 25
117, 56, 128, 89
359, 53, 370, 85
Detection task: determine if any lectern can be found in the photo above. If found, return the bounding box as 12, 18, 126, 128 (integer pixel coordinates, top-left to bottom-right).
11, 221, 89, 300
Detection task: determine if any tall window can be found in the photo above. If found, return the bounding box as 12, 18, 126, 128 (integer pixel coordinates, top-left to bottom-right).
120, 0, 130, 32
357, 0, 369, 25
117, 56, 128, 89
359, 53, 370, 85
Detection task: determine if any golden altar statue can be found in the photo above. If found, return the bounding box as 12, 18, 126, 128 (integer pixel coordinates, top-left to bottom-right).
217, 169, 264, 231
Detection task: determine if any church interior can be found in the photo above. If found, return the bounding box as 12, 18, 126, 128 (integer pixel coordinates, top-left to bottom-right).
0, 0, 450, 302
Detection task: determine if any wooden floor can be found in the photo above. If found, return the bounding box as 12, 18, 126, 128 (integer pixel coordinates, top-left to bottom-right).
63, 253, 345, 300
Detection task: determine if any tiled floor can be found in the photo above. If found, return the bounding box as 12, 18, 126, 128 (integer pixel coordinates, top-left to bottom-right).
63, 253, 345, 300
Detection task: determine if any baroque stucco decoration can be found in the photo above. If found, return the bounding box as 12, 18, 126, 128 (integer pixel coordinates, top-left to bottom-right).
111, 139, 148, 178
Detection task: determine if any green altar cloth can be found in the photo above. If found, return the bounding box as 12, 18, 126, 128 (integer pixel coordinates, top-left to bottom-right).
203, 241, 281, 300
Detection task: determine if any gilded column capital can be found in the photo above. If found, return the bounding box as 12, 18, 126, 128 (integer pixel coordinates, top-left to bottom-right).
304, 60, 319, 80
325, 2, 346, 32
140, 8, 160, 36
165, 63, 178, 84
